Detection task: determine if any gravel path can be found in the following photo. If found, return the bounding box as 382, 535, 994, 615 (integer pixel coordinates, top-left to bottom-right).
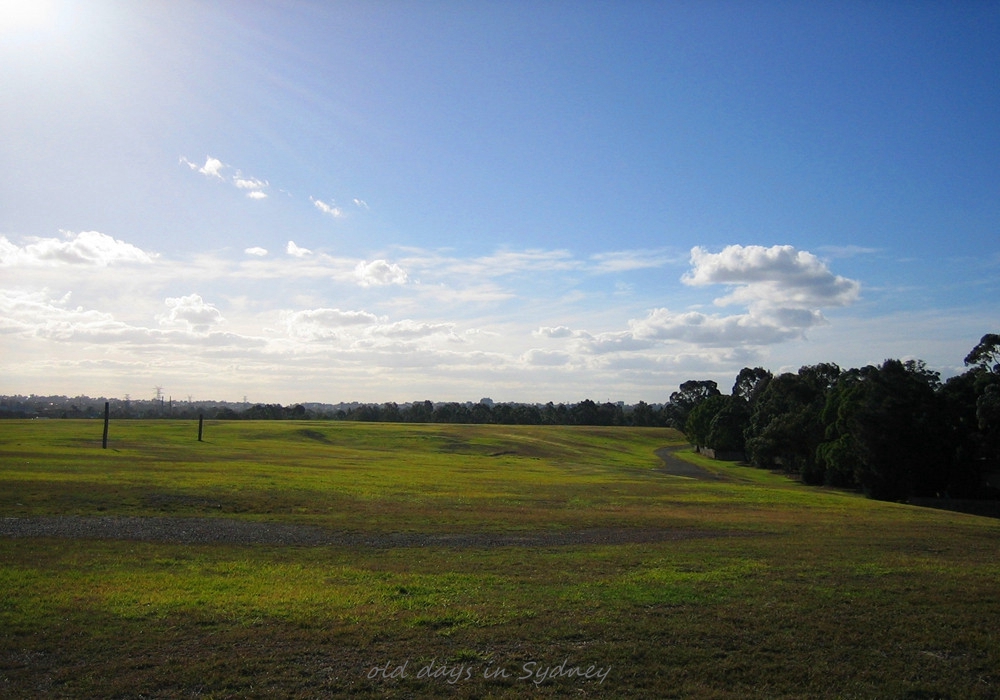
0, 516, 734, 548
655, 446, 729, 480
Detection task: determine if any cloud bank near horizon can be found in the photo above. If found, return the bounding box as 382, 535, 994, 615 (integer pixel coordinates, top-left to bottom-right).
3, 230, 987, 405
0, 229, 892, 401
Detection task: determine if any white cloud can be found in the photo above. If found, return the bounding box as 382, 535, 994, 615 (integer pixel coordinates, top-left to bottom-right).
522, 348, 571, 366
540, 245, 861, 356
574, 330, 656, 354
201, 157, 225, 178
624, 307, 805, 346
181, 155, 225, 179
0, 231, 156, 267
283, 308, 380, 340
0, 236, 17, 261
234, 175, 266, 190
0, 288, 271, 361
234, 173, 268, 199
0, 289, 116, 338
183, 157, 270, 199
353, 198, 369, 209
159, 294, 224, 332
2, 238, 923, 404
374, 319, 456, 340
0, 289, 184, 345
281, 307, 458, 347
682, 244, 860, 308
286, 241, 312, 257
355, 259, 408, 287
535, 326, 576, 339
673, 244, 860, 344
311, 197, 343, 218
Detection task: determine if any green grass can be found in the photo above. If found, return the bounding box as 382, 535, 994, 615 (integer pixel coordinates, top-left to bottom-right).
1, 419, 999, 698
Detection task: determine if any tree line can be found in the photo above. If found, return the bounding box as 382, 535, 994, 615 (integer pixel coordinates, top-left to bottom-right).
4, 332, 997, 503
0, 394, 668, 426
679, 334, 1000, 502
236, 398, 664, 426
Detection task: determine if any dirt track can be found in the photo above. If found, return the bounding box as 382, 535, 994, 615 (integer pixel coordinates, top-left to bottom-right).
655, 446, 728, 480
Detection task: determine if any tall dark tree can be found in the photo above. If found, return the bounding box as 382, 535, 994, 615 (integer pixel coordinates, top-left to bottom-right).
406, 400, 435, 423
512, 403, 543, 424
571, 399, 600, 425
433, 402, 470, 423
629, 400, 657, 427
684, 394, 729, 448
744, 364, 840, 477
381, 402, 402, 422
667, 380, 721, 429
815, 367, 866, 487
597, 402, 625, 426
977, 385, 1000, 436
817, 360, 946, 500
707, 396, 750, 454
964, 333, 1000, 374
958, 333, 1000, 477
470, 402, 494, 424
732, 367, 772, 405
938, 370, 990, 496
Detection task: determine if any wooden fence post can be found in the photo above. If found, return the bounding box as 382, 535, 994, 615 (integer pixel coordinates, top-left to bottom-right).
198, 414, 204, 442
102, 401, 110, 449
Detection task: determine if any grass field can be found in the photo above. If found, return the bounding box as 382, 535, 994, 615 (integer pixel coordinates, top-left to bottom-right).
1, 419, 998, 698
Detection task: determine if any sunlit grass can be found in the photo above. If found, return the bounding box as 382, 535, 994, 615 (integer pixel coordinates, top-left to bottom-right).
0, 420, 706, 532
1, 420, 999, 697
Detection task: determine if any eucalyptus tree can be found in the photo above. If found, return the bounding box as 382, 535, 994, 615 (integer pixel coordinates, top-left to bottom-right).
817, 360, 946, 500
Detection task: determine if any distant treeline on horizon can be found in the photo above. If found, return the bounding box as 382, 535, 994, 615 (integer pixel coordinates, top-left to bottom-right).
3, 332, 998, 505
0, 394, 667, 427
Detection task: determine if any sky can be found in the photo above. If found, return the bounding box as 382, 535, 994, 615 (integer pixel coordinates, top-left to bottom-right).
1, 0, 998, 405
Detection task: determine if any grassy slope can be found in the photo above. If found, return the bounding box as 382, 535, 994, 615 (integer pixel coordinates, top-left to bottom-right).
1, 420, 998, 698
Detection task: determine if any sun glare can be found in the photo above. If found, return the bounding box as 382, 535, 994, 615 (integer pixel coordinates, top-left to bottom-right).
0, 0, 54, 34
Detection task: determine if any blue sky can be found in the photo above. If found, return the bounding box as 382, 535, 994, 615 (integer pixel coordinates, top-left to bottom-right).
2, 0, 997, 404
